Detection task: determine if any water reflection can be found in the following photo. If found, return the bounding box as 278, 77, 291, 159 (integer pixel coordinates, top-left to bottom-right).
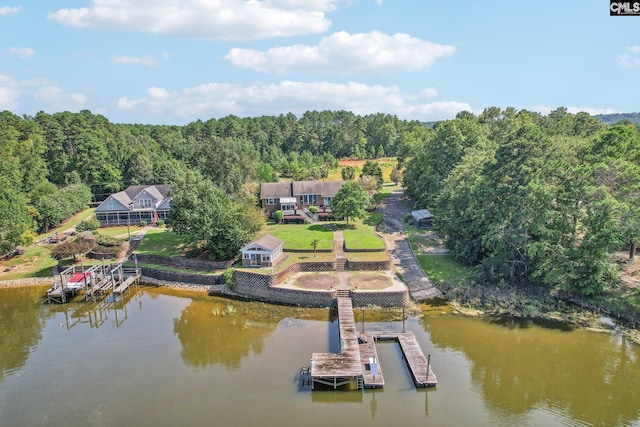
424, 314, 640, 426
173, 297, 329, 370
0, 286, 51, 380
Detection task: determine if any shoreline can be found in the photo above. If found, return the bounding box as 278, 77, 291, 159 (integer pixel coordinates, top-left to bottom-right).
3, 276, 639, 344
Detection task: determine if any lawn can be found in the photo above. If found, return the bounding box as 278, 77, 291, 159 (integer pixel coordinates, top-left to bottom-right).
260, 223, 334, 250
341, 214, 385, 250
0, 244, 57, 280
136, 228, 190, 257
416, 254, 473, 286
96, 225, 146, 239
37, 208, 96, 239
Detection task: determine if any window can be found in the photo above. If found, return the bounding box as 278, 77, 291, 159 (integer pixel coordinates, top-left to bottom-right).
267, 198, 277, 205
262, 255, 270, 262
243, 253, 249, 259
140, 199, 153, 208
106, 199, 117, 210
299, 194, 317, 205
323, 197, 331, 206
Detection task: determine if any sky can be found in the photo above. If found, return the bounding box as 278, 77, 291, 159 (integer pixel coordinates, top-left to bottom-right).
0, 0, 638, 125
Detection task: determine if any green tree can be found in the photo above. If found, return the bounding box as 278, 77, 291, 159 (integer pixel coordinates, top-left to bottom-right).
341, 165, 356, 181
311, 239, 319, 257
331, 181, 369, 227
0, 177, 33, 255
390, 166, 402, 185
169, 172, 264, 260
361, 160, 383, 188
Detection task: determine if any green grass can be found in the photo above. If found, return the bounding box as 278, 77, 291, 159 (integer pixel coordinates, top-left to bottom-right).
416, 254, 473, 286
36, 208, 96, 239
373, 183, 399, 204
0, 244, 58, 280
404, 222, 444, 252
128, 262, 222, 275
96, 226, 145, 239
136, 229, 190, 257
260, 223, 334, 250
342, 215, 385, 250
346, 251, 389, 262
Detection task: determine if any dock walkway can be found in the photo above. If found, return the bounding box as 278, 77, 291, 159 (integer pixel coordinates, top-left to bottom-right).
309, 296, 436, 390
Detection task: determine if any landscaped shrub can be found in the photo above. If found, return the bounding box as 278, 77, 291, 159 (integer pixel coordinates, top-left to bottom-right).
139, 220, 148, 227
156, 219, 165, 227
223, 268, 236, 288
51, 238, 94, 261
76, 216, 100, 232
97, 234, 123, 247
274, 210, 284, 223
309, 206, 319, 214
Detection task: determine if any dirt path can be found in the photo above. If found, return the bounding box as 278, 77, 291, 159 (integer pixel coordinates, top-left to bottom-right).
378, 189, 443, 300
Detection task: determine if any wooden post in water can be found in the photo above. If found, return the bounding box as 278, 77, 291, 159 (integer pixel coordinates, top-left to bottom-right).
426, 354, 431, 383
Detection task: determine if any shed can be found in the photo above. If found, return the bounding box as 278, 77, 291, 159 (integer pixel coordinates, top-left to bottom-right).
240, 235, 284, 267
411, 209, 434, 227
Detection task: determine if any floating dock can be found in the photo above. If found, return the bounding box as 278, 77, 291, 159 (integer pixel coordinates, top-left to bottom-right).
309, 296, 436, 390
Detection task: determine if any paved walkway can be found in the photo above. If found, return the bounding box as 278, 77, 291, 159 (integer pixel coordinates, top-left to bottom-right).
378, 189, 443, 300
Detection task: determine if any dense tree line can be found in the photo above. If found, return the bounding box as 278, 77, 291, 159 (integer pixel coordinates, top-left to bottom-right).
0, 109, 426, 254
404, 107, 640, 298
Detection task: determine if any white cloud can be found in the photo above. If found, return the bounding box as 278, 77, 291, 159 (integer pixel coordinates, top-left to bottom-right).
34, 85, 88, 111
111, 54, 163, 67
9, 47, 34, 59
48, 0, 333, 40
0, 72, 21, 110
116, 80, 469, 122
0, 6, 21, 16
617, 46, 640, 67
618, 54, 640, 67
533, 105, 617, 116
225, 30, 455, 73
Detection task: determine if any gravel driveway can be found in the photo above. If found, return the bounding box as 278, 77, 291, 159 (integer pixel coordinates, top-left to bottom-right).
379, 189, 443, 300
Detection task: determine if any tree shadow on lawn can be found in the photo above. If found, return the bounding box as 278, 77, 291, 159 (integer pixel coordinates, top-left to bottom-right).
308, 224, 336, 233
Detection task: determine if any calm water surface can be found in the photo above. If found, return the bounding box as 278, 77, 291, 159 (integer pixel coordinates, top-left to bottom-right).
1, 285, 639, 427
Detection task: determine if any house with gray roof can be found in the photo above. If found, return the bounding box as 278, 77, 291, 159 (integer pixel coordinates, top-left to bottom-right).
260, 180, 344, 216
240, 235, 284, 267
94, 185, 171, 226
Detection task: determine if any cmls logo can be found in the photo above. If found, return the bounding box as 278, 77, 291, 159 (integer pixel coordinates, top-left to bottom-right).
610, 1, 640, 15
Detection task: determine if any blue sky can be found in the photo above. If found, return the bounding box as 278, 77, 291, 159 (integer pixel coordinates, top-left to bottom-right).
0, 0, 638, 124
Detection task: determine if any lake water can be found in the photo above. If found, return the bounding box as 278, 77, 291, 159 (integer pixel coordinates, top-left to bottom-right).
1, 285, 639, 427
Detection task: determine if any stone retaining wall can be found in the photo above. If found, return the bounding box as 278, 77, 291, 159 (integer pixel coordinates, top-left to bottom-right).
0, 277, 55, 288
352, 289, 410, 307
134, 254, 233, 270
346, 259, 392, 271
141, 266, 224, 286
343, 245, 385, 253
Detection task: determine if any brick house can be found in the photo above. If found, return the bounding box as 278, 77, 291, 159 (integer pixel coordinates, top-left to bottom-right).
260, 180, 344, 215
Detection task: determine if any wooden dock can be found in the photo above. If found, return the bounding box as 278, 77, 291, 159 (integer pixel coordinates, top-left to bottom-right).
362, 331, 437, 387
46, 262, 140, 304
308, 296, 436, 390
310, 297, 363, 390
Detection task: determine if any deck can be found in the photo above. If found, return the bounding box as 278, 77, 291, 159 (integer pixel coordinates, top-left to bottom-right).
309, 296, 436, 390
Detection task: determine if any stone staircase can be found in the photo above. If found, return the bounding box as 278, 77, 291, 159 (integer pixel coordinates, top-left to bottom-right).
334, 257, 347, 271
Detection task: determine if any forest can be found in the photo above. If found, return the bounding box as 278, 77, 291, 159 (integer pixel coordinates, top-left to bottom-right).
404, 107, 640, 298
1, 107, 639, 302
